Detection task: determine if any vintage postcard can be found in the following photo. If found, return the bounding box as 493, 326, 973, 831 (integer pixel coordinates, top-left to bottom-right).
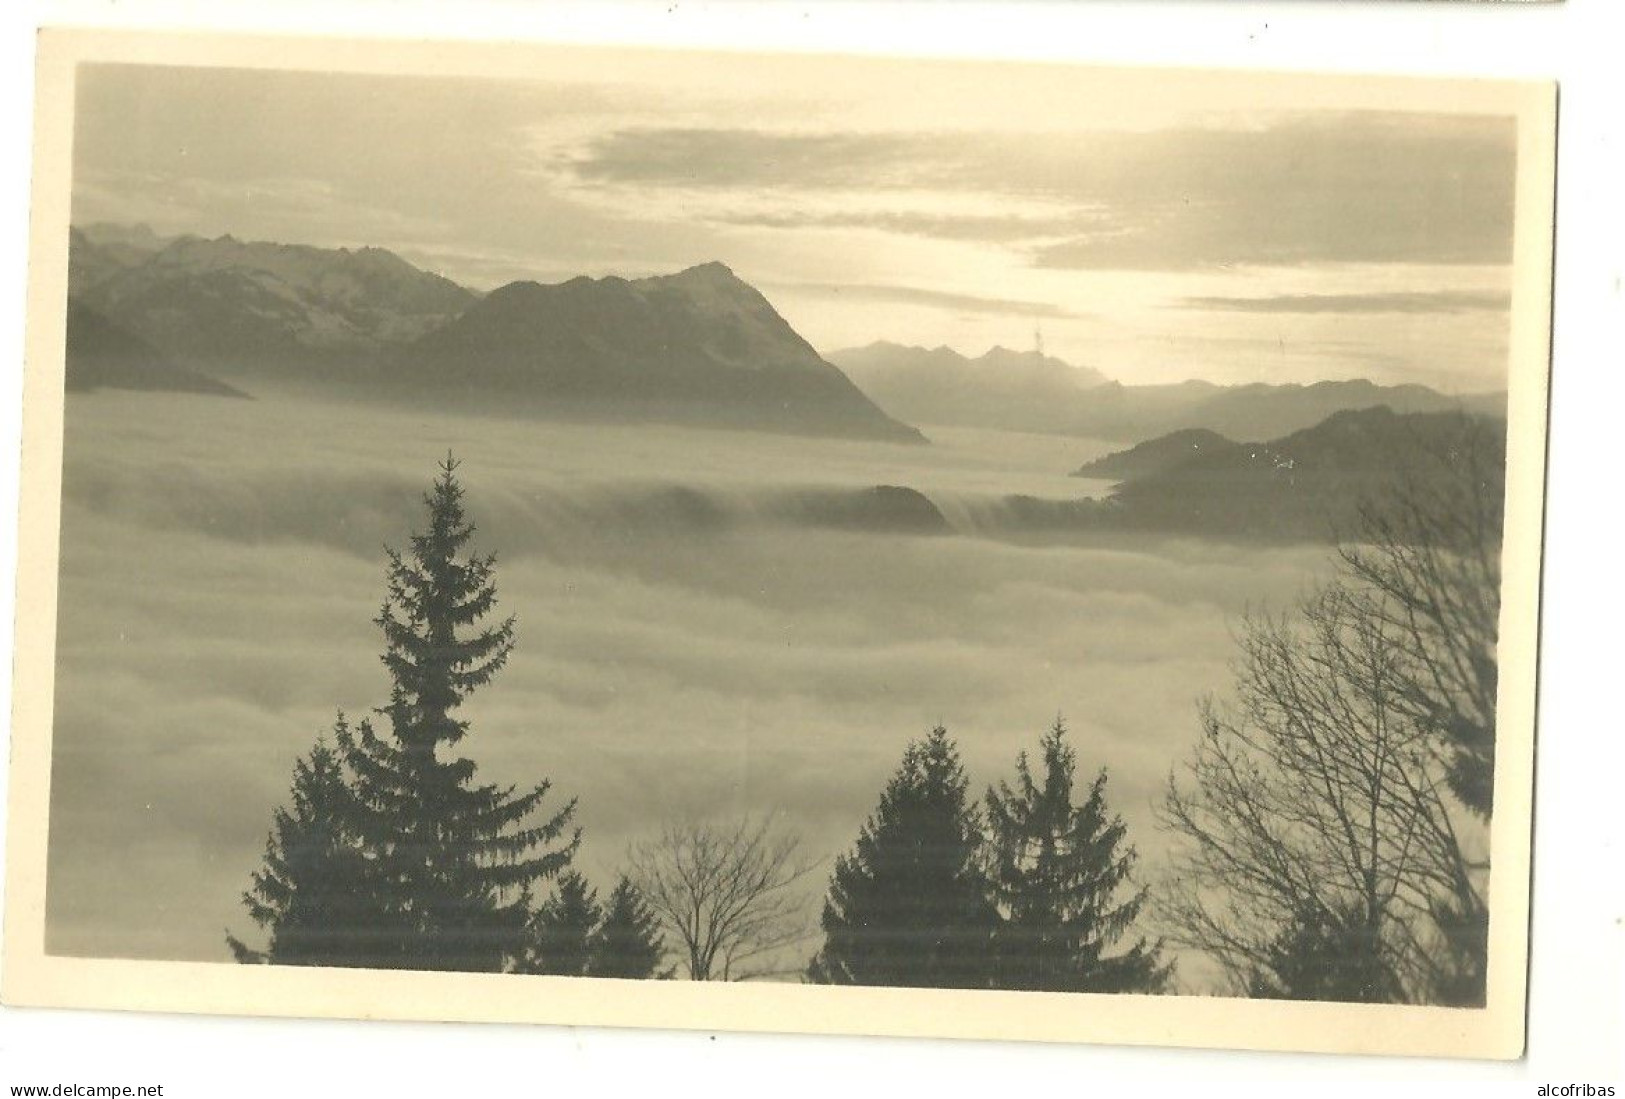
2, 29, 1555, 1057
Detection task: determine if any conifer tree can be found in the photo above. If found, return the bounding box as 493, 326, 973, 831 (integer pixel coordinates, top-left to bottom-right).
589, 876, 669, 980
1244, 901, 1403, 1003
518, 871, 601, 976
227, 720, 379, 966
337, 454, 580, 972
808, 726, 997, 989
233, 456, 579, 972
983, 718, 1169, 993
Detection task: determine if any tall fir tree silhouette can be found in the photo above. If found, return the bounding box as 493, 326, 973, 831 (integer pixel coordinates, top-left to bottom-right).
984, 718, 1169, 993
350, 454, 578, 970
589, 877, 669, 980
231, 456, 579, 971
808, 726, 996, 989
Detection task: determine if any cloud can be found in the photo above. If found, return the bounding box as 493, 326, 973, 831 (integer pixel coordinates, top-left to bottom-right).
775, 281, 1082, 320
561, 112, 1517, 269
722, 209, 1074, 243
73, 168, 454, 261
567, 128, 911, 191
1178, 290, 1512, 315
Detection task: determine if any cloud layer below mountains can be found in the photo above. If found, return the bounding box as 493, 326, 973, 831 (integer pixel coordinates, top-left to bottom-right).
45, 390, 1332, 967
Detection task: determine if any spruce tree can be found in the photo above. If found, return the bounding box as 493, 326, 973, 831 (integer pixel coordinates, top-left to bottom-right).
233, 456, 580, 971
338, 454, 579, 972
227, 720, 379, 966
808, 726, 997, 989
519, 871, 602, 976
983, 718, 1168, 993
589, 876, 669, 980
1245, 901, 1403, 1003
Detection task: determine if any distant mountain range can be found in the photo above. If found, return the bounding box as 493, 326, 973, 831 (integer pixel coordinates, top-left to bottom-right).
65, 225, 921, 442
831, 340, 1503, 443
64, 223, 1505, 458
69, 227, 475, 377
830, 341, 1113, 435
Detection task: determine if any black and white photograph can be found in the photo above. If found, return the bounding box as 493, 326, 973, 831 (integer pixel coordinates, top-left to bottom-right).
2, 28, 1556, 1059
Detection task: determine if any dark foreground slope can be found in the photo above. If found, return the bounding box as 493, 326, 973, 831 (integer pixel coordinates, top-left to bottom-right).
1108, 406, 1505, 541
65, 299, 247, 398
1072, 428, 1237, 481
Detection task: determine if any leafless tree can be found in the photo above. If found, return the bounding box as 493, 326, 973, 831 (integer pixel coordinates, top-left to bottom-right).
1158, 584, 1487, 1004
1337, 412, 1505, 818
1157, 412, 1504, 1004
625, 815, 822, 981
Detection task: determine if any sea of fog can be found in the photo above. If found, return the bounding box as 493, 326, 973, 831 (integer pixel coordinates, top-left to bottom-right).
45, 390, 1336, 978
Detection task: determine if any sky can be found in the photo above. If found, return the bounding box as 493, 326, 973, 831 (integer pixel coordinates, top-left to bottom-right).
69, 53, 1521, 390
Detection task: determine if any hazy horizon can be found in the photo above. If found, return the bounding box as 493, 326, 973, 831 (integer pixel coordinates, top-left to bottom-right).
60, 214, 1508, 399
71, 55, 1517, 393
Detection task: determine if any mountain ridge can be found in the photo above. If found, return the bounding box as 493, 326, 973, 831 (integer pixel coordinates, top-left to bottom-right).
833, 339, 1503, 442
65, 225, 923, 442
830, 341, 1114, 435
1072, 427, 1236, 481
392, 263, 925, 442
70, 228, 477, 377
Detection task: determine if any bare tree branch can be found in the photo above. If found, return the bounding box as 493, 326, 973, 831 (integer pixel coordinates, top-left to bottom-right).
1158, 413, 1501, 1005
625, 814, 823, 981
1156, 584, 1488, 1004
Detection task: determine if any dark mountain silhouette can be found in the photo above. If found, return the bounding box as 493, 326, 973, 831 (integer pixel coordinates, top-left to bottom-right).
902, 407, 1503, 545
776, 485, 950, 535
832, 340, 1503, 442
1072, 428, 1237, 481
65, 298, 247, 398
64, 226, 920, 441
1108, 406, 1505, 541
830, 341, 1113, 435
70, 229, 476, 378
392, 264, 924, 442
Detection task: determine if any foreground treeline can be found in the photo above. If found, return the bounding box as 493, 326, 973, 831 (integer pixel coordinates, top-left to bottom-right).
232, 416, 1501, 1005
807, 721, 1168, 992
